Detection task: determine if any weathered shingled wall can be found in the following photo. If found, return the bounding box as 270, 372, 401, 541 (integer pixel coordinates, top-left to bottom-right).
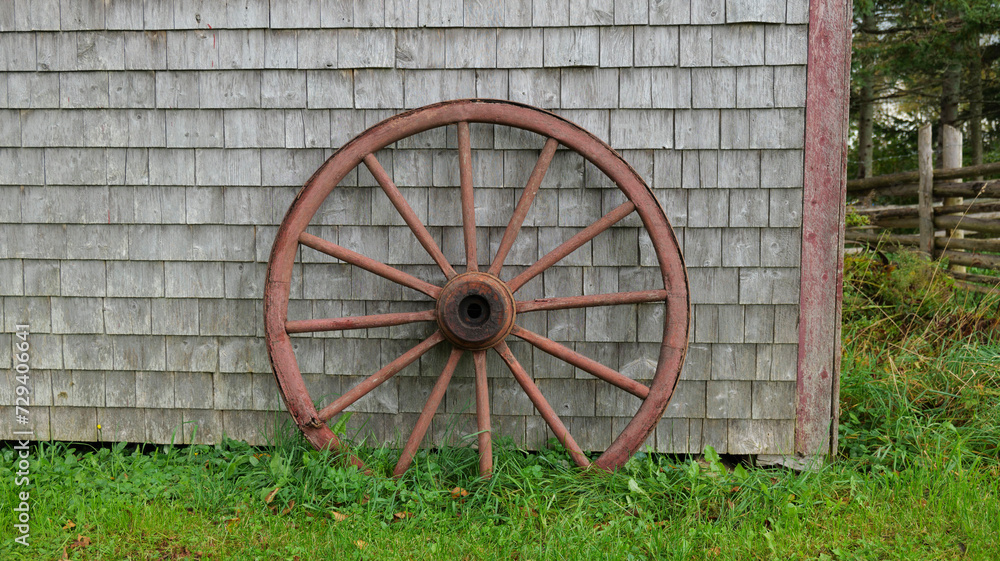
0, 0, 807, 455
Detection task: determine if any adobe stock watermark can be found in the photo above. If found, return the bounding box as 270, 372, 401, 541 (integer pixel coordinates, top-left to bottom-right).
12, 324, 32, 547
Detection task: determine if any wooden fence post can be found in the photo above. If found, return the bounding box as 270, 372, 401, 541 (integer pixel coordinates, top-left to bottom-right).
942, 124, 965, 272
918, 124, 934, 256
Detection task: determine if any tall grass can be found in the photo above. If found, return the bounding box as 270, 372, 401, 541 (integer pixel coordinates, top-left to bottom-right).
840, 249, 1000, 470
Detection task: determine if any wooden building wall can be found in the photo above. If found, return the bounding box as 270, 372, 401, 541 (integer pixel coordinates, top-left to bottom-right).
0, 0, 843, 458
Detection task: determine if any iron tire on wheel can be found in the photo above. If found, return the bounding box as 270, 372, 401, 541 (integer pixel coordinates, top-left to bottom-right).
264, 99, 689, 476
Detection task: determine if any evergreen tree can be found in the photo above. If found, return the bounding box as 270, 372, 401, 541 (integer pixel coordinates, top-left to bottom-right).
849, 0, 1000, 177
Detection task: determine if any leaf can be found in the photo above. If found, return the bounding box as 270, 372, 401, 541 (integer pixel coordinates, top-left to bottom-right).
733, 464, 748, 479
393, 511, 413, 521
224, 456, 248, 479
70, 534, 92, 549
264, 487, 281, 504
281, 500, 296, 515
62, 519, 76, 530
451, 486, 469, 499
355, 540, 367, 549
627, 477, 648, 496
703, 445, 720, 464
332, 511, 349, 522
331, 411, 353, 435
270, 454, 289, 480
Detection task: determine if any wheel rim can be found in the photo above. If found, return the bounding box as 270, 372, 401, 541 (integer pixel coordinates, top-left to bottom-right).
264, 99, 690, 476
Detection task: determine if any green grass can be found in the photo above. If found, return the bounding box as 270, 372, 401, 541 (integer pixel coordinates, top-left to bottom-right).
2, 437, 997, 560
2, 249, 999, 560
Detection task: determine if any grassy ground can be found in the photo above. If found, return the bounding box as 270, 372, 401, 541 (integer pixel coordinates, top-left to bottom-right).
2, 250, 999, 560
1, 439, 997, 560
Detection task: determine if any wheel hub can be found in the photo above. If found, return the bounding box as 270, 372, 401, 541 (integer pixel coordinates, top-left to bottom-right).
436, 272, 516, 350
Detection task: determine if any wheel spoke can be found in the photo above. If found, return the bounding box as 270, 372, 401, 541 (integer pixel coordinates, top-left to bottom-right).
473, 350, 493, 477
363, 153, 457, 279
516, 289, 667, 313
317, 331, 445, 422
458, 122, 478, 272
488, 137, 559, 276
507, 201, 636, 293
299, 232, 441, 299
511, 326, 650, 400
393, 347, 463, 477
493, 341, 591, 468
286, 309, 436, 334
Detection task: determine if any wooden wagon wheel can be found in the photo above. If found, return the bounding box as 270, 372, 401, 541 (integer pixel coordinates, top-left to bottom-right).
264, 99, 689, 477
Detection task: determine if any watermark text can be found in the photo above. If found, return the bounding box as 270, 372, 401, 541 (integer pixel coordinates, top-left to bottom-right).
12, 324, 32, 547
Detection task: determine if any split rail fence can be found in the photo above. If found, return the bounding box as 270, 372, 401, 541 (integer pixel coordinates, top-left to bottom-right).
845, 124, 1000, 291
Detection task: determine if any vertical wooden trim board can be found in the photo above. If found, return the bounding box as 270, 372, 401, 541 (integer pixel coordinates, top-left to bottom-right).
796, 0, 853, 457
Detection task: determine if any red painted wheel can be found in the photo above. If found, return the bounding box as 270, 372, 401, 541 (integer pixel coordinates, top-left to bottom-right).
264, 99, 689, 476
